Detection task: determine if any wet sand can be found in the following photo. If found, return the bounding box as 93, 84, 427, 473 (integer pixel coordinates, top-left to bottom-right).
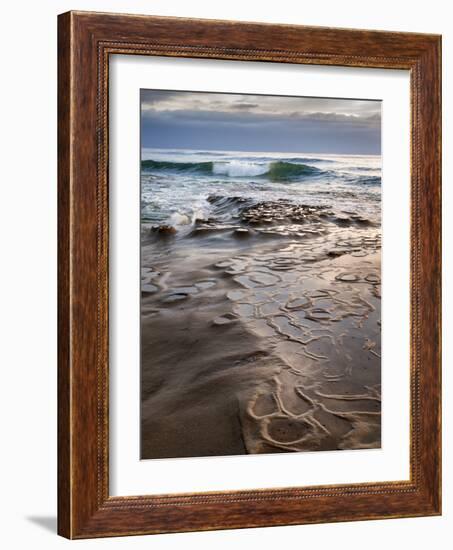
140, 203, 381, 459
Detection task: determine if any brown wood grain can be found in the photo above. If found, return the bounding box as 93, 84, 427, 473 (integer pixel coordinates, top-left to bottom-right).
57, 11, 71, 538
57, 10, 442, 539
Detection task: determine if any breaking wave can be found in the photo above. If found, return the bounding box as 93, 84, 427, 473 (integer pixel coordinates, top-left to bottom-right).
142, 159, 322, 181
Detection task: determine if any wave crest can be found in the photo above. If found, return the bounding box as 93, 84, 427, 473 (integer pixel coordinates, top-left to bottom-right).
142, 159, 322, 181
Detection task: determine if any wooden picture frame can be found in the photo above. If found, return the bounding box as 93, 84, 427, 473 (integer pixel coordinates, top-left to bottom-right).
58, 10, 441, 539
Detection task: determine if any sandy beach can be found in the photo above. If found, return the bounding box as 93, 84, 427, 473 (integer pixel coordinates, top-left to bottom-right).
140, 198, 381, 459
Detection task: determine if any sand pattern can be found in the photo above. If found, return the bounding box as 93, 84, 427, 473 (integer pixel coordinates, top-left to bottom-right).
140, 215, 381, 458
213, 230, 381, 453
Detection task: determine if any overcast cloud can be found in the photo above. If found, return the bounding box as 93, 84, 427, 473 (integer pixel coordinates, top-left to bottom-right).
141, 90, 381, 154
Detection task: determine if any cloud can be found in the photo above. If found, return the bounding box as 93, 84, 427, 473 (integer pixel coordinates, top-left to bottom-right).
140, 89, 381, 154
289, 111, 381, 127
140, 89, 380, 121
140, 90, 180, 104
143, 107, 380, 129
230, 102, 260, 110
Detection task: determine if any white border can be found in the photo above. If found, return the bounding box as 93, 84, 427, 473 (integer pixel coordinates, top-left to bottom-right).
109, 55, 410, 496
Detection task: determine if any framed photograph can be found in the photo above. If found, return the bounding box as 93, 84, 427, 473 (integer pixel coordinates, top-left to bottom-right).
58, 11, 441, 539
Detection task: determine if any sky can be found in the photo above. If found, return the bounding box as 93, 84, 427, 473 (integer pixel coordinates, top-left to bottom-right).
141, 90, 381, 155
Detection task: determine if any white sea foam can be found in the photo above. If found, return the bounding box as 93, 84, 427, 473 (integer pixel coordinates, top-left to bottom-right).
212, 160, 269, 177
169, 212, 192, 226
169, 205, 210, 233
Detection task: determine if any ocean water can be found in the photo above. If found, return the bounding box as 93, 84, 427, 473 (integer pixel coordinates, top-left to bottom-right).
140, 148, 381, 236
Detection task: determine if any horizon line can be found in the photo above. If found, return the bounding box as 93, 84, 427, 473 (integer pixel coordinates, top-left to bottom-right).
141, 146, 381, 157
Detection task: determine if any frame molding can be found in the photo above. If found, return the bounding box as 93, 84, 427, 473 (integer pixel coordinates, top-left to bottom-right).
58, 11, 441, 538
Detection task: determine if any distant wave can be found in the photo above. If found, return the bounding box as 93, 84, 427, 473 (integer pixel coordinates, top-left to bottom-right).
283, 157, 334, 164
141, 159, 214, 173
351, 175, 381, 185
142, 159, 322, 181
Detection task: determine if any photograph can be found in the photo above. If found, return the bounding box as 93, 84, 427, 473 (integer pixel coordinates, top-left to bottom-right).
140, 89, 382, 459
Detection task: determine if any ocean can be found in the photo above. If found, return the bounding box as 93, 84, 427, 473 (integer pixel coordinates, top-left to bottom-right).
140, 148, 381, 238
